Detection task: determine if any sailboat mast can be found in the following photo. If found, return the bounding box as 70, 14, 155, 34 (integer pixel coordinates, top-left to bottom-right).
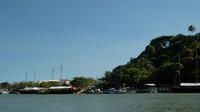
52, 65, 54, 81
34, 72, 36, 83
196, 48, 198, 83
26, 72, 28, 82
179, 55, 181, 85
60, 64, 63, 81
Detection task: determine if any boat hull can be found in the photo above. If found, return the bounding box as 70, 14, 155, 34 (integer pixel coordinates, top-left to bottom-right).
172, 87, 200, 93
47, 88, 75, 94
18, 90, 41, 94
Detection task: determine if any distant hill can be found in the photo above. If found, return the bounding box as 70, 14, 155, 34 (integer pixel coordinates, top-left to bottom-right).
102, 33, 200, 89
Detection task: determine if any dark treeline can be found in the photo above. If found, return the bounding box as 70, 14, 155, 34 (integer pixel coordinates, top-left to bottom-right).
101, 28, 200, 89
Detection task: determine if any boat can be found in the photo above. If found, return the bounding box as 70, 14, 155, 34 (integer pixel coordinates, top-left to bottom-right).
136, 83, 157, 93
118, 87, 127, 94
84, 88, 95, 94
171, 50, 200, 93
0, 89, 9, 94
47, 86, 76, 94
171, 83, 200, 93
103, 88, 118, 94
18, 87, 45, 94
84, 87, 102, 94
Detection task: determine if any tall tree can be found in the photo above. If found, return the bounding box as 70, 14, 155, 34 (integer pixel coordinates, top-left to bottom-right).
71, 77, 97, 89
188, 25, 196, 34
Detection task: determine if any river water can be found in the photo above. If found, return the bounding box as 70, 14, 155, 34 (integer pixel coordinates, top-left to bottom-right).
0, 94, 200, 112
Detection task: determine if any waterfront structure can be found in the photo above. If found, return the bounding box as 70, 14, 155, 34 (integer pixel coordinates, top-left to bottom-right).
60, 79, 71, 85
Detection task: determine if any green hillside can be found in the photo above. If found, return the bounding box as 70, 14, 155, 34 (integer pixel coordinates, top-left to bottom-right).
101, 32, 200, 89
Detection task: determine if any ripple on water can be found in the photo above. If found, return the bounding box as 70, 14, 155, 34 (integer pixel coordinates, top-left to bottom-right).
0, 94, 200, 112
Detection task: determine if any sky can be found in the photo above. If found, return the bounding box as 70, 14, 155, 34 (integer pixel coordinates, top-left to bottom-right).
0, 0, 200, 82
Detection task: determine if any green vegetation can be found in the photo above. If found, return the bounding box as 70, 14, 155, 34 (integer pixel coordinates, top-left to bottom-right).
0, 82, 10, 89
101, 26, 200, 89
0, 81, 61, 90
71, 77, 97, 89
0, 77, 96, 90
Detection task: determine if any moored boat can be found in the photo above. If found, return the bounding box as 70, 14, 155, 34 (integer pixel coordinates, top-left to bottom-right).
171, 48, 200, 93
136, 84, 157, 93
171, 83, 200, 93
0, 89, 9, 94
47, 86, 76, 94
103, 88, 118, 94
18, 87, 45, 94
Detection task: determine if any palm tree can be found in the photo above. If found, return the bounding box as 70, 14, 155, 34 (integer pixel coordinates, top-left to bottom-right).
188, 25, 196, 34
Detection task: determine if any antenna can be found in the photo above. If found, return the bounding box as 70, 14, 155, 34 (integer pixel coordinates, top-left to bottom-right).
52, 65, 54, 81
60, 64, 63, 81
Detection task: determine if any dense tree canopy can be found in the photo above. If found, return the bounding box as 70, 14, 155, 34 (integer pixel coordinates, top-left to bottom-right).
101, 33, 200, 89
71, 77, 97, 89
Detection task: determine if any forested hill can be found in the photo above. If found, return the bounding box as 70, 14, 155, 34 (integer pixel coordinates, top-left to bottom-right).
102, 33, 200, 89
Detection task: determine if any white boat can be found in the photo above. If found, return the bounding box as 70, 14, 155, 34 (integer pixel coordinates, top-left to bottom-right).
47, 86, 76, 94
118, 87, 127, 94
0, 89, 9, 94
103, 88, 118, 94
18, 87, 45, 94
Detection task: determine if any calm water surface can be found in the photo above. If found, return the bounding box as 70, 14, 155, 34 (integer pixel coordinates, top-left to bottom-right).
0, 94, 200, 112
